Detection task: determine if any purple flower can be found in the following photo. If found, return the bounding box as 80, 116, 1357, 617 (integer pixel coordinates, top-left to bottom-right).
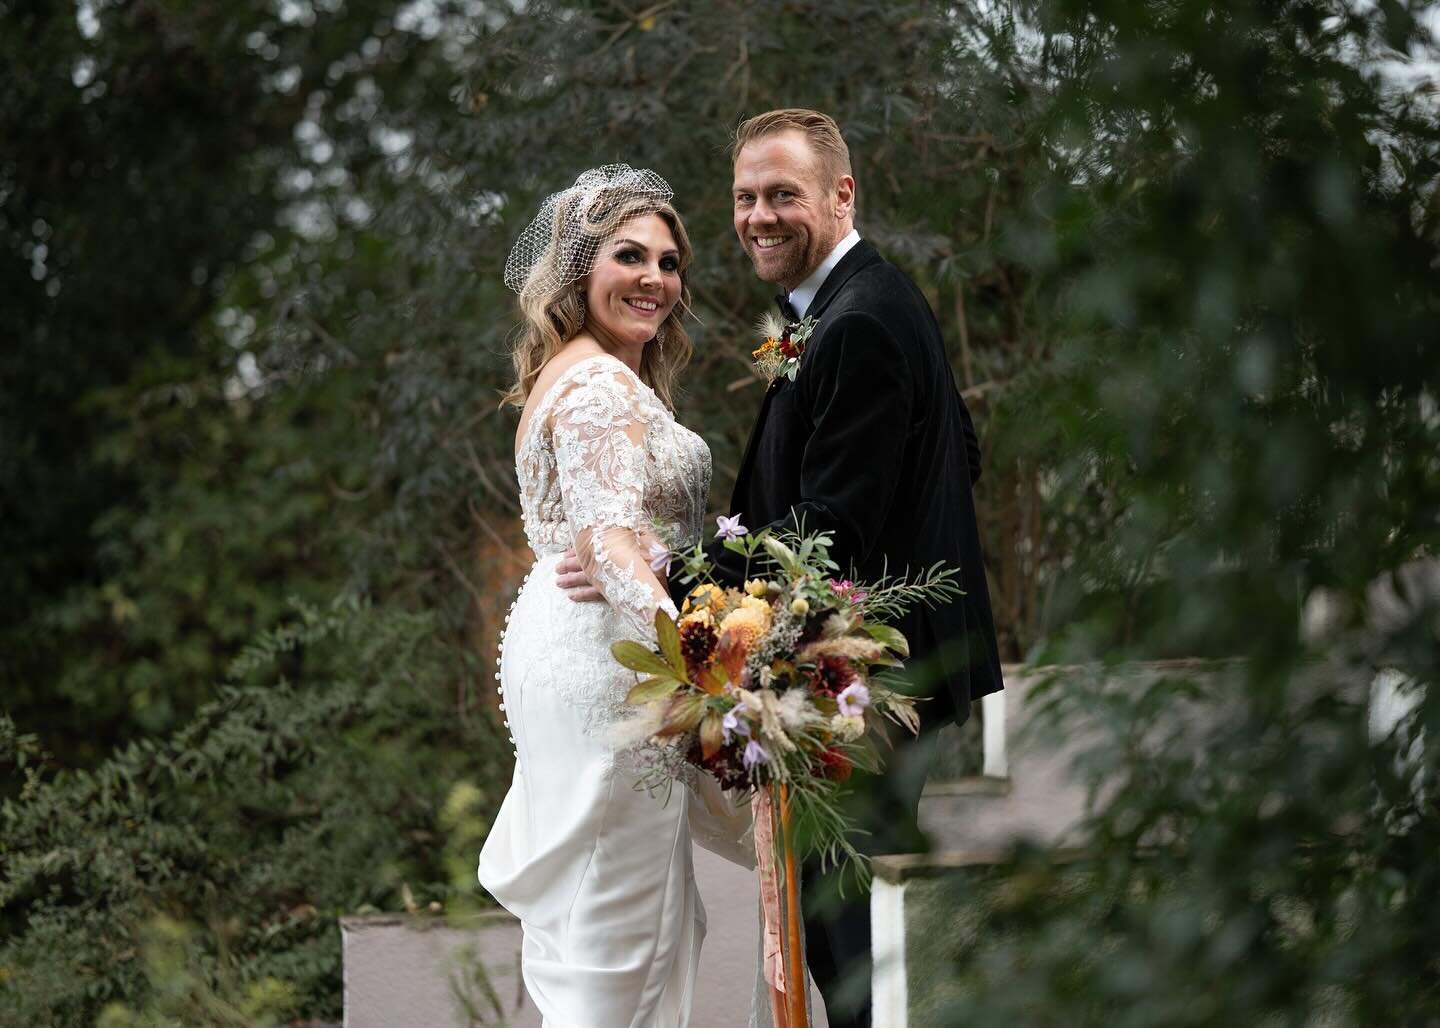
722, 707, 752, 744
647, 540, 672, 574
742, 739, 771, 769
714, 513, 748, 541
836, 681, 871, 717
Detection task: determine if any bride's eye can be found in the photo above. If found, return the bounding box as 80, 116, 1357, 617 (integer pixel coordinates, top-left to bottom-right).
615, 248, 641, 263
660, 256, 679, 272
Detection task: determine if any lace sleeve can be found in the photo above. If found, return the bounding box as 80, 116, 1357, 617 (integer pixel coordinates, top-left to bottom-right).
550, 365, 679, 639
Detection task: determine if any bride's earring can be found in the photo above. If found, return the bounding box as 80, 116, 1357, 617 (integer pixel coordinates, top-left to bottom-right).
576, 293, 587, 327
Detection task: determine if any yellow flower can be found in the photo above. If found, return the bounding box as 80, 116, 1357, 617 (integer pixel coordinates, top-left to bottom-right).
740, 595, 773, 621
679, 607, 715, 629
790, 597, 810, 616
682, 584, 725, 615
745, 579, 768, 598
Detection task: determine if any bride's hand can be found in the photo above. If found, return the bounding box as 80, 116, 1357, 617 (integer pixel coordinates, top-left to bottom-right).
555, 548, 603, 602
557, 525, 668, 603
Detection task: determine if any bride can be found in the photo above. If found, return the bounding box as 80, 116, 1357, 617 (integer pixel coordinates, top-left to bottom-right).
477, 165, 749, 1027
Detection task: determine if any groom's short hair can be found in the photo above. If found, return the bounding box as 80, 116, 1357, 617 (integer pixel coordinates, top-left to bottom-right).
731, 108, 853, 188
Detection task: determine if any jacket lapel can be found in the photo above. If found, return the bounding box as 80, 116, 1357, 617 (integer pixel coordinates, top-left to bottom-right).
728, 239, 881, 513
803, 238, 881, 323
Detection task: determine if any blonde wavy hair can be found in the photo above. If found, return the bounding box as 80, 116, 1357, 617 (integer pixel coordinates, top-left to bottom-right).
502, 196, 694, 411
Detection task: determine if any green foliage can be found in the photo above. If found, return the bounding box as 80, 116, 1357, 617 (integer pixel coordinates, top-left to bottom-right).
0, 0, 480, 759
923, 0, 1440, 1021
94, 915, 300, 1028
0, 599, 509, 1025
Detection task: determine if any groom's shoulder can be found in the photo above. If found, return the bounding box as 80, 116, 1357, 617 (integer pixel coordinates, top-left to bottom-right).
830, 246, 932, 322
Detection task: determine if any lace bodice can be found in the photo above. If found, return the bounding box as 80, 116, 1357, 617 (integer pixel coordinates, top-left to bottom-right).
516, 354, 711, 636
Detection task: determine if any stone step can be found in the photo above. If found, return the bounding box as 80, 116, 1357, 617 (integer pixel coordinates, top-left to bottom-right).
341, 846, 828, 1027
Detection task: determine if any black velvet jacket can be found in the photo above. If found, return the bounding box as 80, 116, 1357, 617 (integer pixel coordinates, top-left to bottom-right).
674, 239, 1004, 727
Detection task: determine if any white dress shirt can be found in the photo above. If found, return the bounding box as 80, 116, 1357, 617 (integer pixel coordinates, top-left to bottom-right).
787, 228, 861, 319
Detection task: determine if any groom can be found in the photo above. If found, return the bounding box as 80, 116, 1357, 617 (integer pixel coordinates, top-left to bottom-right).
714, 107, 1004, 1025
563, 108, 1005, 1025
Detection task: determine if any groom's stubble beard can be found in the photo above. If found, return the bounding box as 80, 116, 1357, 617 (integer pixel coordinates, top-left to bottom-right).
744, 217, 843, 292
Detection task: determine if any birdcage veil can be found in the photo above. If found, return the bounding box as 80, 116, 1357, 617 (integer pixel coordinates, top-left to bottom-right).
503, 164, 676, 296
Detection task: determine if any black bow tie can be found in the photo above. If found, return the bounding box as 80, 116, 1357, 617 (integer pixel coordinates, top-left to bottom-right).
775, 293, 800, 322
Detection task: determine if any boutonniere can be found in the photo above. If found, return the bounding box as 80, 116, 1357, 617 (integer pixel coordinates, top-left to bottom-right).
751, 312, 817, 383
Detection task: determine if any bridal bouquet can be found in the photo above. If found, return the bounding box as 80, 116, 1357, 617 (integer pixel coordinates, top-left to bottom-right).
612, 520, 960, 873
614, 521, 959, 1025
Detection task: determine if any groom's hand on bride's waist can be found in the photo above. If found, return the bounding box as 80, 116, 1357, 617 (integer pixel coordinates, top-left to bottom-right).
555, 549, 603, 602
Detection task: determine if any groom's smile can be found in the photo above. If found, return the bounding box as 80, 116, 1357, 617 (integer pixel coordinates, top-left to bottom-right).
732, 128, 854, 292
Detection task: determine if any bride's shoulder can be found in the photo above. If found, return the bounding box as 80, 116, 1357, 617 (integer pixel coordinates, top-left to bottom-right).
533, 342, 629, 394
522, 345, 651, 435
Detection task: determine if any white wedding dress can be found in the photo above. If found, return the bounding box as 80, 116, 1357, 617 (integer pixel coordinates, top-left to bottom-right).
478, 353, 752, 1028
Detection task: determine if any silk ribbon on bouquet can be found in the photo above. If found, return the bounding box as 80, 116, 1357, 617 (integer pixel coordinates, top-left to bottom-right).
753, 786, 787, 997
754, 783, 809, 1027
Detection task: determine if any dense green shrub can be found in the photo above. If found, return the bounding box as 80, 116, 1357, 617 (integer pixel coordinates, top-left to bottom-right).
927, 0, 1440, 1021
0, 599, 508, 1024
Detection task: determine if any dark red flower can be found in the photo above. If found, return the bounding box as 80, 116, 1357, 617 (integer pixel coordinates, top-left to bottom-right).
679, 618, 719, 672
818, 748, 852, 782
806, 655, 855, 698
689, 738, 748, 790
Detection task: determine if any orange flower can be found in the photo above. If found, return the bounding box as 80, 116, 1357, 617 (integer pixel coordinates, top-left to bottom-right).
718, 604, 770, 656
